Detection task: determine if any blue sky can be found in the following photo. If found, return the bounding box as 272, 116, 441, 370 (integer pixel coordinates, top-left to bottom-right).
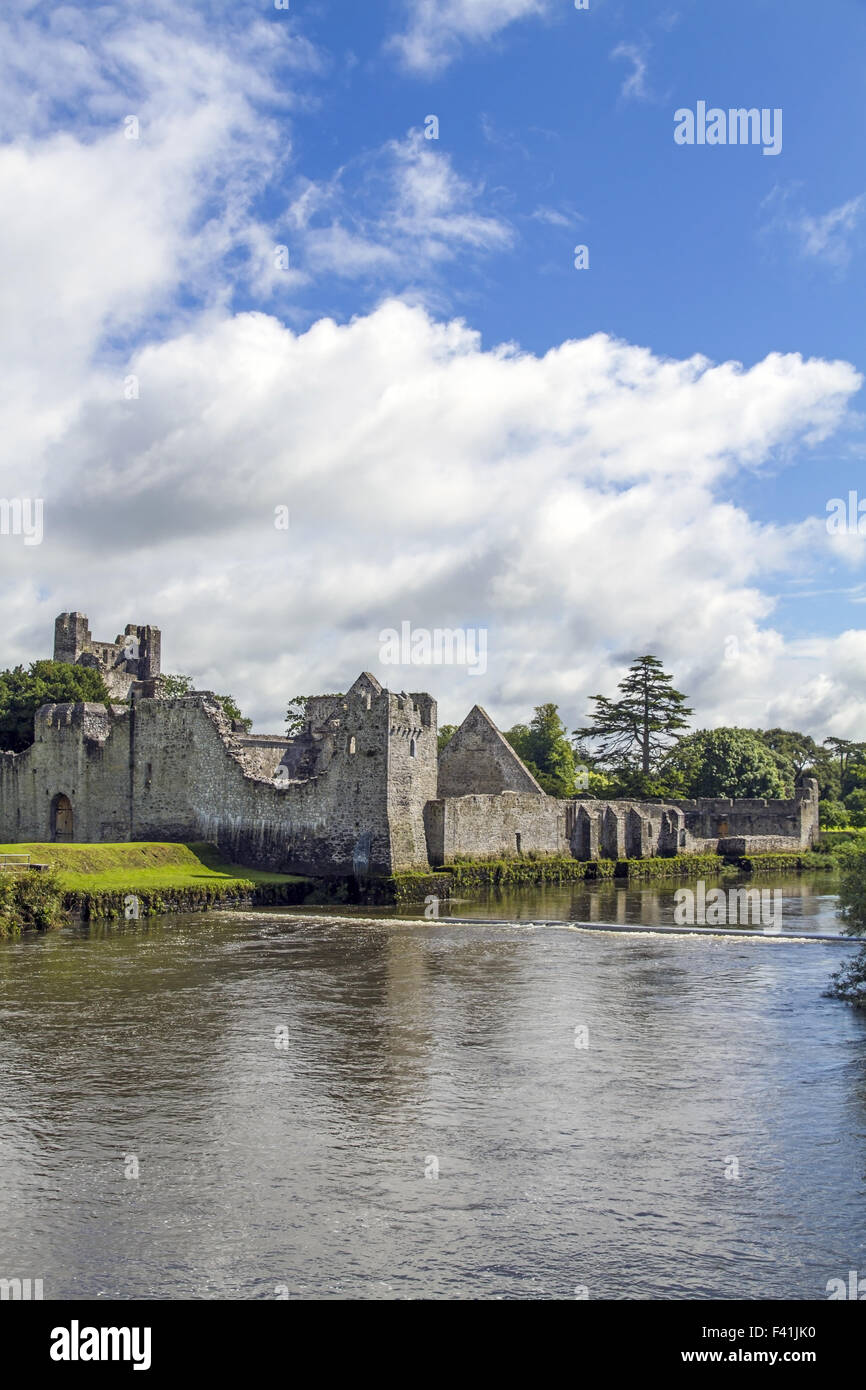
1, 0, 865, 736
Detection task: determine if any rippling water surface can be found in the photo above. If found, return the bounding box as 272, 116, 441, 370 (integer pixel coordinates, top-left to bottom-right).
1, 873, 865, 1300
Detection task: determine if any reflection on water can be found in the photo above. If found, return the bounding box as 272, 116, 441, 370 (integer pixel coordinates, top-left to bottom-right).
0, 872, 864, 1301
307, 870, 846, 936
446, 871, 846, 935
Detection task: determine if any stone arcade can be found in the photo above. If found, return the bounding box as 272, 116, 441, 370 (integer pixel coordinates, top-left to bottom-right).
0, 613, 820, 876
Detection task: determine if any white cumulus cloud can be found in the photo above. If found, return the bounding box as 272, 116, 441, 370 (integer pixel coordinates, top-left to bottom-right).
388, 0, 549, 74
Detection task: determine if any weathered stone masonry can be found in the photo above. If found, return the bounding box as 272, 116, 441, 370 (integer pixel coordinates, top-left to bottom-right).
0, 613, 820, 874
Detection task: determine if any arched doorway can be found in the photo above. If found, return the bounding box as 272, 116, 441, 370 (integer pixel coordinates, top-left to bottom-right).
51, 794, 74, 842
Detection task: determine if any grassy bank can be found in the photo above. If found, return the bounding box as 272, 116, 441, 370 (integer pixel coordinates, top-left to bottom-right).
0, 842, 312, 930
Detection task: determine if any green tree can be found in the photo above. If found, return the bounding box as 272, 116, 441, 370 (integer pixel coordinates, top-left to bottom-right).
570, 743, 619, 798
757, 728, 822, 794
285, 696, 312, 736
820, 800, 851, 828
811, 752, 842, 803
506, 704, 577, 797
0, 660, 111, 753
160, 673, 194, 698
574, 655, 692, 777
661, 727, 789, 799
844, 759, 866, 801
607, 768, 677, 799
823, 738, 866, 799
827, 844, 866, 1007
438, 724, 458, 753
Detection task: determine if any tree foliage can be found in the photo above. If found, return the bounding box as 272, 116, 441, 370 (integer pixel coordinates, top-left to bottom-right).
506, 703, 577, 797
754, 728, 826, 795
823, 738, 866, 798
0, 661, 111, 753
437, 724, 458, 753
827, 843, 866, 1007
216, 694, 252, 731
820, 800, 850, 828
574, 656, 692, 776
160, 673, 194, 698
661, 727, 789, 799
285, 696, 312, 737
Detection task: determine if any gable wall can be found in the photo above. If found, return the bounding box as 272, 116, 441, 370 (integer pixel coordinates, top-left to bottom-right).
438, 706, 542, 797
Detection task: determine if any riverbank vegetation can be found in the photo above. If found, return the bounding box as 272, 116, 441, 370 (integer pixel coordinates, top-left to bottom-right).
827, 843, 866, 1007
0, 867, 66, 935
382, 848, 834, 902
0, 842, 311, 932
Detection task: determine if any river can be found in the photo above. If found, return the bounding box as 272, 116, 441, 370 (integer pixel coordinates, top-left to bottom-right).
1, 871, 864, 1300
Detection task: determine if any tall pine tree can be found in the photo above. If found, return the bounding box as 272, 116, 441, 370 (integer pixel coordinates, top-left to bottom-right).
574, 655, 692, 777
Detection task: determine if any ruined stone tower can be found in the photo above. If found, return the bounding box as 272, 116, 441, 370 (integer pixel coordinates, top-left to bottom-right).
53, 612, 161, 701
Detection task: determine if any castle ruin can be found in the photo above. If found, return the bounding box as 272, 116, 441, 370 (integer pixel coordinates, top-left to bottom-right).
0, 613, 820, 875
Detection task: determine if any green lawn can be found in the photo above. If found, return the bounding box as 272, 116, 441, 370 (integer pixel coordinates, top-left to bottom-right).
0, 841, 304, 892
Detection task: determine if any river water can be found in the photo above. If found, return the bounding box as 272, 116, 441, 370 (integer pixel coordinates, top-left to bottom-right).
1, 872, 865, 1300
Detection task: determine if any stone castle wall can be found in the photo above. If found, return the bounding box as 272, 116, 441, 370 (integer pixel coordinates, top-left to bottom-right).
0, 675, 437, 875
0, 613, 822, 874
425, 792, 569, 864
427, 782, 820, 865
